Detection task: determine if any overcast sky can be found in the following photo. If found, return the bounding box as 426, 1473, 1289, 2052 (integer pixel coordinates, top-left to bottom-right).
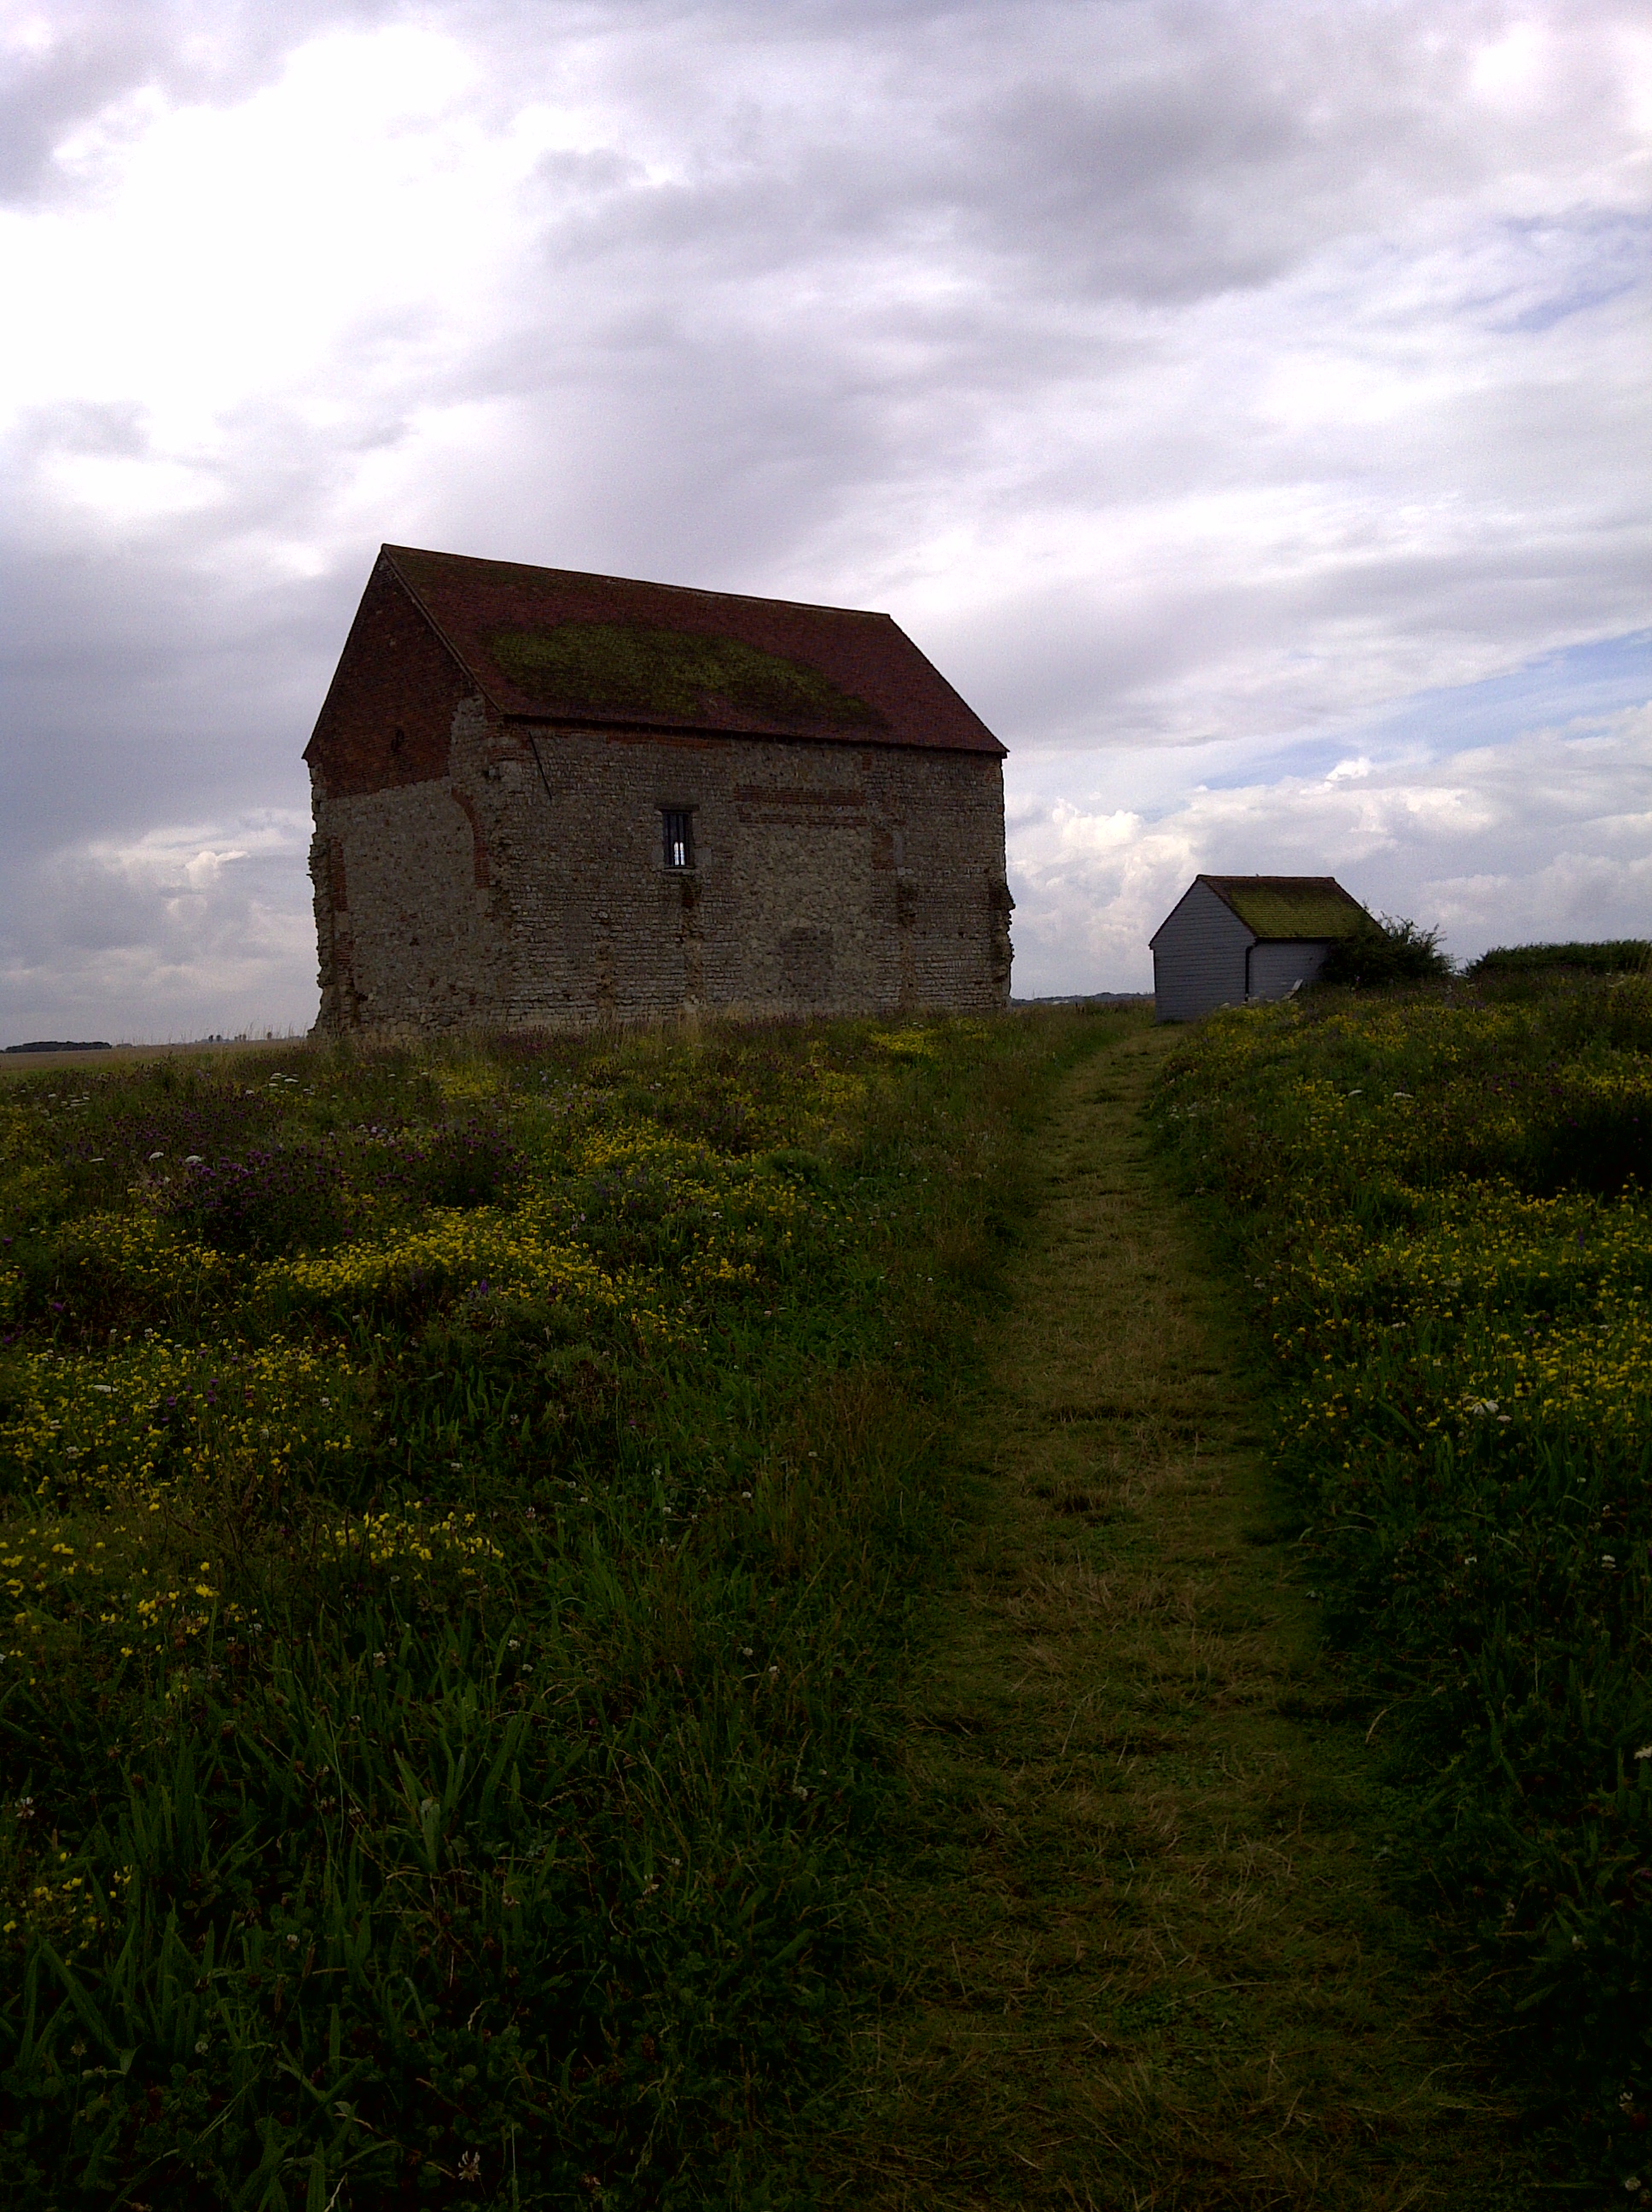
2, 0, 1647, 1037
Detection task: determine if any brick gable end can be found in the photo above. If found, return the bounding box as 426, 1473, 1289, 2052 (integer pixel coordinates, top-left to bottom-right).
305, 558, 477, 799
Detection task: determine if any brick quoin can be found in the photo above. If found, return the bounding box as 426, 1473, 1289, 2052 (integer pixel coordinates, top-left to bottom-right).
305, 545, 1014, 1033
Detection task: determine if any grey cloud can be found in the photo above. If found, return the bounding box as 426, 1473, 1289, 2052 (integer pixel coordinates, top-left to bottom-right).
13, 402, 153, 461
0, 0, 412, 201
0, 20, 160, 200
504, 3, 1632, 314
0, 0, 1646, 1035
950, 67, 1314, 301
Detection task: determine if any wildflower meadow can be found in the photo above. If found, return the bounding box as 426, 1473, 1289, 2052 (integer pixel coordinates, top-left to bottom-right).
1151, 964, 1652, 2175
0, 1013, 1085, 2208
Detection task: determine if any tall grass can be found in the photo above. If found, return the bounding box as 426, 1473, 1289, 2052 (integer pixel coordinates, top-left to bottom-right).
0, 1011, 1091, 2209
1149, 972, 1652, 2182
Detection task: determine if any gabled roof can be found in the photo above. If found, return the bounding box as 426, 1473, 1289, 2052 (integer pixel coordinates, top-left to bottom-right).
374, 545, 1005, 756
1201, 875, 1370, 940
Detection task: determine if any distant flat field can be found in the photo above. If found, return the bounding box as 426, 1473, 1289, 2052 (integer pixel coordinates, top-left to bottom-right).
0, 1037, 307, 1076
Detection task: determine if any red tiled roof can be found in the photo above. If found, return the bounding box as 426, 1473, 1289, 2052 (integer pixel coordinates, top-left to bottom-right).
379, 544, 1004, 756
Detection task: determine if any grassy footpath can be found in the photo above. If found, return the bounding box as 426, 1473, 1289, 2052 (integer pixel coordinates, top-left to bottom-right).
821, 1018, 1533, 2209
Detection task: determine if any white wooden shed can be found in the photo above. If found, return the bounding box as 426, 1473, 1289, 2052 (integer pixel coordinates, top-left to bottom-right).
1149, 875, 1370, 1022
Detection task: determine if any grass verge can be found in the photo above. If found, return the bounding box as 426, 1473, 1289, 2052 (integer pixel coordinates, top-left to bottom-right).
1149, 971, 1652, 2190
0, 1010, 1096, 2209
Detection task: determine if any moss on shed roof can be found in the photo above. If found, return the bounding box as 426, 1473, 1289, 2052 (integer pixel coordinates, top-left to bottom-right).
489, 621, 887, 731
1204, 876, 1369, 940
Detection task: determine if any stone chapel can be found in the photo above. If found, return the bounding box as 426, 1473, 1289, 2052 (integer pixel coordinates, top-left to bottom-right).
305, 544, 1012, 1033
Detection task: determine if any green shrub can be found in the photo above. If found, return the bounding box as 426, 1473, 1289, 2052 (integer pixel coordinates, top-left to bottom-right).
1316, 913, 1452, 988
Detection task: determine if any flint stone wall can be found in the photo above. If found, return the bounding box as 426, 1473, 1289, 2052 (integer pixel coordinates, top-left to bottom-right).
311, 693, 1011, 1033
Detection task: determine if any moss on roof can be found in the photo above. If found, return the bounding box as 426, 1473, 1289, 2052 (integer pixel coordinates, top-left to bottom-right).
488, 621, 888, 731
1206, 876, 1368, 940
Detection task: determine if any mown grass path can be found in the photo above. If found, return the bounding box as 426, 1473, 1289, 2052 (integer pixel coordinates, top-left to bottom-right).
823, 1018, 1533, 2209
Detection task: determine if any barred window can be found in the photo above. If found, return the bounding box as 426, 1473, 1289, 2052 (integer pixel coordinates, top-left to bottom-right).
661, 809, 695, 870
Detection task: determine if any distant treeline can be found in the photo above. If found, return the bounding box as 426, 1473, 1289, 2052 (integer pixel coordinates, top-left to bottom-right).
3, 1040, 113, 1054
1466, 940, 1650, 979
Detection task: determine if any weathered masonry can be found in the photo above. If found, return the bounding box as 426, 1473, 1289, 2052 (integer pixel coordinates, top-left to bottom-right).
305, 545, 1013, 1033
1149, 874, 1370, 1022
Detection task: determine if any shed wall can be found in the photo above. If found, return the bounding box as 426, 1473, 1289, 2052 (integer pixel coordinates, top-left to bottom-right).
1248, 939, 1335, 1001
1150, 881, 1253, 1022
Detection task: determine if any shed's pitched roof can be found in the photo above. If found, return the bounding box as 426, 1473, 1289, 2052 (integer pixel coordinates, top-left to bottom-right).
374, 545, 1004, 756
1200, 876, 1370, 940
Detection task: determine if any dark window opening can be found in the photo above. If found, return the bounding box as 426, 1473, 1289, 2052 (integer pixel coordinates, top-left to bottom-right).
390, 726, 406, 756
662, 809, 695, 870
